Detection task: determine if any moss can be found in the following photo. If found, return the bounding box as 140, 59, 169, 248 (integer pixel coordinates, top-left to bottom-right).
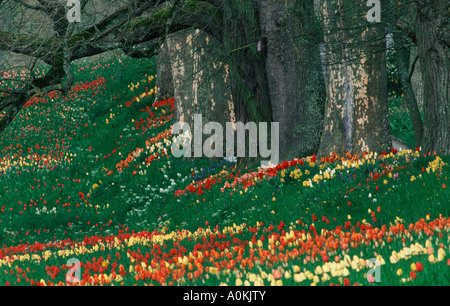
184, 0, 200, 11
140, 9, 170, 25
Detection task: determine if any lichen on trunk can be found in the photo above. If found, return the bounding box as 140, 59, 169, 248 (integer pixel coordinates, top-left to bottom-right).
318, 0, 392, 157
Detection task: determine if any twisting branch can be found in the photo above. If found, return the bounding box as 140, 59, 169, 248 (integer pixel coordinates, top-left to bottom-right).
0, 0, 223, 133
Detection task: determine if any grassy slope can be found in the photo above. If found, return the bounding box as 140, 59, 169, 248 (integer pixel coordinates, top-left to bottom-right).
0, 57, 448, 286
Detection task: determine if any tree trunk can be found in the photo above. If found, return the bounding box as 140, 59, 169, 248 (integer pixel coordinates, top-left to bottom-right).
393, 31, 424, 147
156, 3, 274, 166
318, 0, 392, 157
220, 1, 274, 167
415, 0, 450, 154
156, 28, 235, 127
409, 46, 424, 112
221, 0, 272, 126
257, 0, 325, 161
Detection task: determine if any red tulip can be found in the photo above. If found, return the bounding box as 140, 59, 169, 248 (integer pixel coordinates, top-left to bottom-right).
416, 262, 423, 272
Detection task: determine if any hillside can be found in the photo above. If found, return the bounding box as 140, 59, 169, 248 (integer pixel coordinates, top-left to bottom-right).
0, 57, 448, 286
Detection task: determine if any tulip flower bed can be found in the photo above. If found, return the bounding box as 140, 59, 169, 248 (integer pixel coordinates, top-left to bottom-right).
0, 57, 448, 286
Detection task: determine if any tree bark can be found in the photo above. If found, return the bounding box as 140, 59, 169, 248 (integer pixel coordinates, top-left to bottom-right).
415, 0, 450, 154
257, 0, 325, 161
221, 0, 272, 126
156, 28, 235, 127
318, 0, 392, 157
409, 46, 424, 112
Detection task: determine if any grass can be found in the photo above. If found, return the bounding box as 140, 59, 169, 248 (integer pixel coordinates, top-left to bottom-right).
389, 95, 422, 149
0, 56, 448, 286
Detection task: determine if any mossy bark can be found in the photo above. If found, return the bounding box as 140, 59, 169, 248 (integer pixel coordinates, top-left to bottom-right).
415, 0, 450, 154
258, 0, 325, 161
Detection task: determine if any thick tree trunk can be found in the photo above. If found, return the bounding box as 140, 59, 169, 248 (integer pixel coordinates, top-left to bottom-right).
415, 0, 450, 154
158, 1, 326, 164
221, 0, 272, 126
318, 0, 392, 157
157, 2, 274, 166
220, 1, 274, 167
257, 0, 325, 161
156, 28, 235, 127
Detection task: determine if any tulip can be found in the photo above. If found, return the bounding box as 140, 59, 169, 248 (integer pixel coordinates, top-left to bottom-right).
428, 255, 437, 263
294, 273, 306, 283
437, 248, 446, 262
416, 262, 423, 272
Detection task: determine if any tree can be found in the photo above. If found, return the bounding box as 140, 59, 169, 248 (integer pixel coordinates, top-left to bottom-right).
2, 0, 326, 163
387, 0, 449, 154
317, 0, 391, 157
1, 0, 448, 162
155, 27, 236, 130
0, 0, 220, 131
384, 0, 424, 148
257, 0, 325, 161
157, 0, 326, 163
414, 0, 449, 154
391, 31, 424, 147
